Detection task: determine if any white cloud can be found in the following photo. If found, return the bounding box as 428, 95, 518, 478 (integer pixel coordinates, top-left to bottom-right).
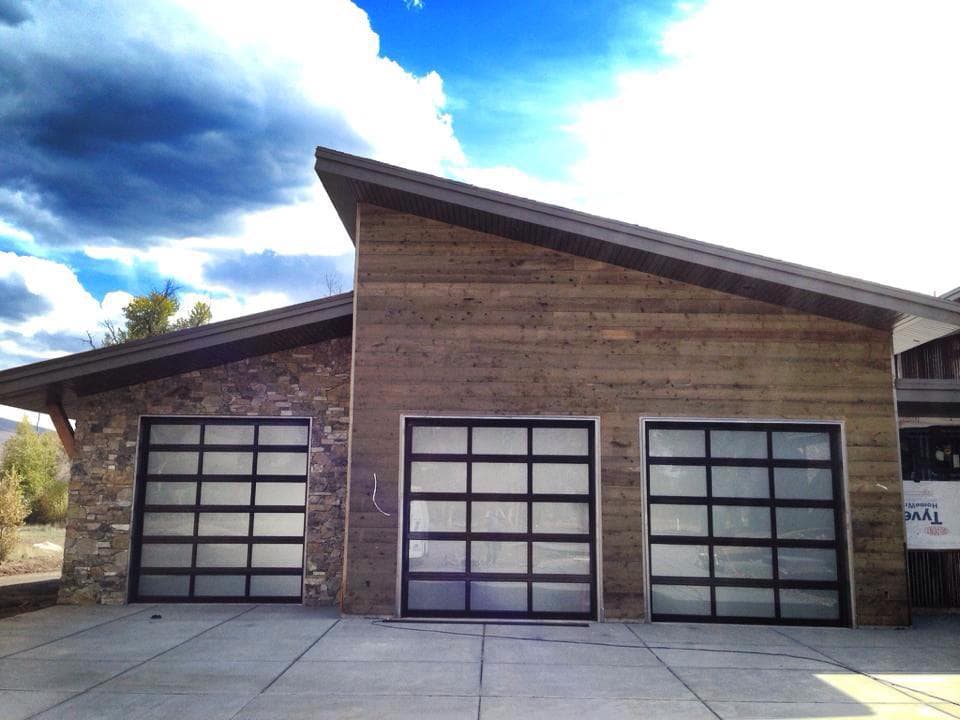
561, 0, 960, 295
0, 252, 130, 351
177, 290, 293, 324
172, 0, 463, 175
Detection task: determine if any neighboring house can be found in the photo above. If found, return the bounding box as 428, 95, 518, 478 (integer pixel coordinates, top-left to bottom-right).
894, 287, 960, 610
1, 147, 960, 628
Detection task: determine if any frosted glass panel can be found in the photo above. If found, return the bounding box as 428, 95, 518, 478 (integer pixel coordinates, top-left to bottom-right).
650, 544, 709, 577
197, 513, 248, 536
713, 546, 773, 579
772, 431, 831, 461
716, 587, 775, 617
473, 427, 527, 454
532, 464, 589, 494
780, 589, 840, 619
471, 541, 526, 573
472, 463, 526, 493
204, 425, 254, 445
251, 543, 303, 568
196, 543, 247, 567
410, 462, 466, 493
651, 584, 710, 615
203, 452, 253, 475
649, 429, 704, 457
778, 548, 838, 581
471, 582, 527, 612
140, 544, 193, 567
532, 502, 589, 534
532, 543, 590, 575
258, 425, 309, 446
473, 502, 527, 533
150, 424, 200, 445
649, 465, 706, 497
412, 426, 467, 454
410, 501, 466, 532
408, 540, 465, 573
532, 428, 588, 456
138, 574, 189, 597
253, 513, 305, 537
774, 468, 833, 500
255, 482, 306, 505
713, 506, 771, 538
250, 575, 302, 597
201, 482, 251, 505
532, 583, 590, 612
710, 430, 767, 459
776, 508, 835, 540
407, 580, 465, 610
146, 481, 196, 505
147, 451, 198, 475
143, 512, 194, 536
194, 575, 246, 597
711, 467, 769, 498
650, 504, 708, 536
257, 452, 307, 476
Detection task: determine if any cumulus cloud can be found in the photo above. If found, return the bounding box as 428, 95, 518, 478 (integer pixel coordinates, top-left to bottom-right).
0, 0, 462, 371
0, 252, 131, 366
0, 0, 462, 251
0, 274, 51, 322
564, 0, 960, 293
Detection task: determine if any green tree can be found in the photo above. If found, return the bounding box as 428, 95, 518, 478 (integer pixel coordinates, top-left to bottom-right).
98, 280, 213, 347
0, 418, 67, 523
0, 467, 29, 561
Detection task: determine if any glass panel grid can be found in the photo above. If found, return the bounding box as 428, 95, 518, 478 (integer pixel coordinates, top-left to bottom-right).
646, 421, 848, 626
402, 418, 596, 620
132, 418, 309, 602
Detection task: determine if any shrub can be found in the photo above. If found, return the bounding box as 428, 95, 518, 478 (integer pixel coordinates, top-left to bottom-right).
0, 417, 69, 522
34, 479, 69, 525
0, 467, 29, 562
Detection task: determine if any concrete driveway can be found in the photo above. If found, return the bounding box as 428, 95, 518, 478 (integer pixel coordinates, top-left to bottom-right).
0, 605, 958, 720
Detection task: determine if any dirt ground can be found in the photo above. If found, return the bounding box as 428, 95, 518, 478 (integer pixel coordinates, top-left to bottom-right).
0, 523, 65, 576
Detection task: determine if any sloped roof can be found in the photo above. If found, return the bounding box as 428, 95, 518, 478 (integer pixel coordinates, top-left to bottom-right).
0, 292, 353, 414
314, 146, 960, 336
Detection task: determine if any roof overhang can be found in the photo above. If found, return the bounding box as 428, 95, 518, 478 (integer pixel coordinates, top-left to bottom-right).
315, 146, 960, 335
896, 378, 960, 418
0, 293, 354, 416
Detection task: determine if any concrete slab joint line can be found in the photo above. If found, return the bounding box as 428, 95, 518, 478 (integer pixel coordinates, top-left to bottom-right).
0, 608, 957, 719
19, 604, 258, 720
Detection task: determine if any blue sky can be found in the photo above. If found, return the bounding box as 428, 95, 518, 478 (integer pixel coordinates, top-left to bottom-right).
2, 0, 960, 424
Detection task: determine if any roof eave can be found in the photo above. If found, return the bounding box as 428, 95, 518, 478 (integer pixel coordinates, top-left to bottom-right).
315, 146, 960, 333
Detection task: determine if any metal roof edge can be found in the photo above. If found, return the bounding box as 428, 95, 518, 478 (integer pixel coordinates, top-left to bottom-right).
315, 146, 960, 328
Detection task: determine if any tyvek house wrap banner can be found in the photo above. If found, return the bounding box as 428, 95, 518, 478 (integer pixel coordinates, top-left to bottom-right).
903, 482, 960, 550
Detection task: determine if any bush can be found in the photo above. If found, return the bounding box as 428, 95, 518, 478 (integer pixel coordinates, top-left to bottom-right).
0, 417, 69, 522
33, 479, 69, 525
0, 468, 29, 562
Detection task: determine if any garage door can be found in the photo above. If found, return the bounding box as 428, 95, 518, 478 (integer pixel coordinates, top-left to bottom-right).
130, 418, 309, 602
645, 421, 850, 626
401, 418, 598, 619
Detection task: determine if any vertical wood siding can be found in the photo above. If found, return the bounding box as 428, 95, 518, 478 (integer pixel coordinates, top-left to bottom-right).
345, 203, 908, 624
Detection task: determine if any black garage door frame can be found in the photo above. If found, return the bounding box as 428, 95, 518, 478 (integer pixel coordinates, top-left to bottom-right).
399, 416, 601, 620
641, 418, 853, 627
128, 415, 311, 603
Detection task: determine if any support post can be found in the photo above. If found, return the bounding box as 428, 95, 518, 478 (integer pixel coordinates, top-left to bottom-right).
45, 399, 76, 459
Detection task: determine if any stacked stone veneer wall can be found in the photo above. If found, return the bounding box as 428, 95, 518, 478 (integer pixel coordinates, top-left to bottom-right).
59, 336, 352, 605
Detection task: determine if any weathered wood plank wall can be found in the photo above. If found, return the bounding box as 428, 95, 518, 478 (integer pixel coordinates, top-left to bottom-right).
345, 203, 908, 624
